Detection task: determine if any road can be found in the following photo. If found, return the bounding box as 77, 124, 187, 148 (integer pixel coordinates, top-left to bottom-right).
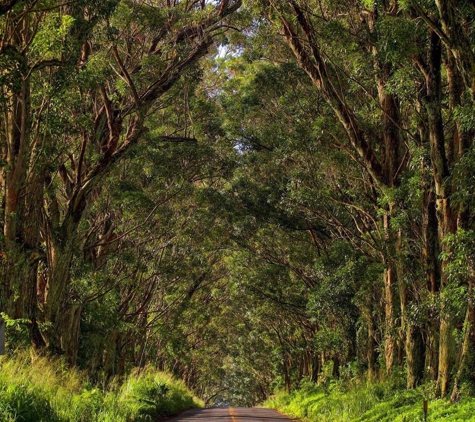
166, 407, 299, 421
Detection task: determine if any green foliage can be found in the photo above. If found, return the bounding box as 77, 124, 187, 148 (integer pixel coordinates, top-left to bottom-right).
443, 229, 475, 282
374, 16, 420, 63
451, 148, 475, 211
30, 14, 75, 61
265, 375, 475, 421
1, 314, 31, 352
0, 352, 201, 422
117, 368, 198, 420
0, 383, 59, 422
3, 0, 475, 411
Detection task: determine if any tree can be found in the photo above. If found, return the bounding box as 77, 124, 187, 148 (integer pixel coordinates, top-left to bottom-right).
1, 0, 242, 360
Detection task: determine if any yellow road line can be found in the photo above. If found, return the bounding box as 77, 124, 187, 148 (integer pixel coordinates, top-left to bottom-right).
229, 407, 238, 422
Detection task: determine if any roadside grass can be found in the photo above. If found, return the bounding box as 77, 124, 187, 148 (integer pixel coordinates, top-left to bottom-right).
264, 374, 475, 421
0, 350, 202, 422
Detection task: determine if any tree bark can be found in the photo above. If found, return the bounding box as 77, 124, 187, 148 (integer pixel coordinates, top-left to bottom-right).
383, 261, 397, 372
419, 29, 458, 398
451, 277, 475, 401
382, 210, 403, 373
365, 298, 377, 380
279, 2, 408, 378
310, 353, 320, 383
1, 25, 46, 347
406, 324, 425, 389
423, 189, 440, 381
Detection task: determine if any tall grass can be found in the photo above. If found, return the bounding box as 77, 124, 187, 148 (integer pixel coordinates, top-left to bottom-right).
0, 351, 202, 422
264, 374, 475, 421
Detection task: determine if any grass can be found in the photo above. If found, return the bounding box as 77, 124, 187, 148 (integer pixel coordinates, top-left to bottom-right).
0, 350, 202, 422
264, 374, 475, 421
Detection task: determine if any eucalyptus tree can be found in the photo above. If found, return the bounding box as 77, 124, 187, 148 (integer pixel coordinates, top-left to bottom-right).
236, 0, 452, 392
199, 43, 385, 390
73, 46, 241, 375
0, 0, 120, 350
0, 0, 242, 360
407, 0, 475, 398
46, 0, 242, 360
232, 0, 475, 399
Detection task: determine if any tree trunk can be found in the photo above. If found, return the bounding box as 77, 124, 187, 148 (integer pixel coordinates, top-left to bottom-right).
44, 214, 79, 354
365, 300, 377, 380
398, 236, 425, 388
3, 74, 30, 313
417, 116, 441, 382
383, 263, 397, 372
311, 353, 320, 383
332, 356, 340, 379
417, 28, 459, 398
21, 175, 46, 349
450, 277, 475, 401
434, 0, 475, 100
1, 53, 46, 348
382, 211, 402, 373
283, 355, 291, 392
406, 324, 425, 389
60, 304, 82, 366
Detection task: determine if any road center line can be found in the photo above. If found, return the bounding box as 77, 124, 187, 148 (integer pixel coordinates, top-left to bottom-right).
229, 407, 238, 422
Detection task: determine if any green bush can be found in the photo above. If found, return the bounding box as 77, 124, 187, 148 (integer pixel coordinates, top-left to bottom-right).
117, 369, 197, 421
0, 352, 201, 422
0, 382, 60, 422
264, 375, 475, 422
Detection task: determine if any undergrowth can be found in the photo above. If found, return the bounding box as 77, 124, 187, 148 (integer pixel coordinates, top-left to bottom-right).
264, 373, 475, 421
0, 351, 202, 422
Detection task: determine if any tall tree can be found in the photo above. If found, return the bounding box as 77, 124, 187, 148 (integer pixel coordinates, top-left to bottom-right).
1, 0, 242, 360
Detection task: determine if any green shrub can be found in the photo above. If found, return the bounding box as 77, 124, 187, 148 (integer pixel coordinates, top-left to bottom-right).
0, 352, 201, 422
264, 374, 475, 422
117, 368, 199, 421
0, 382, 60, 422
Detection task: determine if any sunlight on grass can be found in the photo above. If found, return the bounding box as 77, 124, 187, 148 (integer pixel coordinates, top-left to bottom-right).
0, 350, 202, 422
264, 375, 475, 422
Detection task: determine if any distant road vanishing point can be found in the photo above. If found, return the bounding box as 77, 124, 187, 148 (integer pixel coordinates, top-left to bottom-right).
166, 407, 300, 421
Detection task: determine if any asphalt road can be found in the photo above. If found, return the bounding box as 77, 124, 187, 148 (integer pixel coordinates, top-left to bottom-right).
165, 407, 299, 421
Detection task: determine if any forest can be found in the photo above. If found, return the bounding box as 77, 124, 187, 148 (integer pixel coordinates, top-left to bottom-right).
1, 0, 475, 417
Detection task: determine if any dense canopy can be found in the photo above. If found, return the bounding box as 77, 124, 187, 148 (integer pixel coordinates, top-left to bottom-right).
1, 0, 475, 406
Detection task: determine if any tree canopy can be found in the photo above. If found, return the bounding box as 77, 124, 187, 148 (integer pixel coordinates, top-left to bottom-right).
2, 0, 475, 406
